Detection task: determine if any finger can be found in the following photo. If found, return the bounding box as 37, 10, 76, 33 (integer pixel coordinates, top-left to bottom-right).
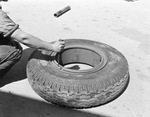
59, 39, 64, 41
61, 44, 65, 47
60, 45, 65, 49
60, 45, 65, 48
59, 42, 65, 45
59, 40, 65, 44
61, 43, 65, 46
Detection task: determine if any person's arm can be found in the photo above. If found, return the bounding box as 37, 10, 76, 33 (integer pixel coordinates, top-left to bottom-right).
10, 28, 65, 52
0, 6, 64, 52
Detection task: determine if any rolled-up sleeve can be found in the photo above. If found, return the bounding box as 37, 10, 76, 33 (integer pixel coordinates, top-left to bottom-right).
0, 6, 19, 37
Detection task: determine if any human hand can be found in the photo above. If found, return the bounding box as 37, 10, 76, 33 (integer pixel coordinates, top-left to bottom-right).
51, 39, 65, 52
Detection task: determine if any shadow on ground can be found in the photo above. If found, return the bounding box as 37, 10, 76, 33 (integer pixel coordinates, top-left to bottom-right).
0, 48, 35, 87
0, 91, 111, 117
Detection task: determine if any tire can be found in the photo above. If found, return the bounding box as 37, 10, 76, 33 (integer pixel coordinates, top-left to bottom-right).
26, 39, 130, 109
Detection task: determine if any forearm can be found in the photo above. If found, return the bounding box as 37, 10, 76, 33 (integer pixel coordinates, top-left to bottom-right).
20, 34, 53, 50
11, 28, 54, 51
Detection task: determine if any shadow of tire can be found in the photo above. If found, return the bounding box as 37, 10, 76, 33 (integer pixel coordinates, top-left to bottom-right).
0, 91, 111, 117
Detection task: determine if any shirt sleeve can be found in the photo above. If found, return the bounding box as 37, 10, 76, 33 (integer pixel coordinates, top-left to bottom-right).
0, 7, 19, 37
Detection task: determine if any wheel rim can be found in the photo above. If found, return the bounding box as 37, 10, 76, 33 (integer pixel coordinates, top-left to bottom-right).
47, 43, 108, 75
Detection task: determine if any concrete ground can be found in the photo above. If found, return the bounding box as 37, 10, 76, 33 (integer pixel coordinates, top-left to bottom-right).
0, 0, 150, 117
